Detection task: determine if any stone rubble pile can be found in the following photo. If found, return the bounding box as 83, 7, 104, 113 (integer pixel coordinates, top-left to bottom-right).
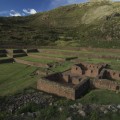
69, 103, 120, 117
0, 91, 120, 119
0, 91, 54, 113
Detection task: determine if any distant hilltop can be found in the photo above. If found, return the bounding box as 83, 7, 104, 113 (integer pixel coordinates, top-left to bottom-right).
89, 0, 111, 2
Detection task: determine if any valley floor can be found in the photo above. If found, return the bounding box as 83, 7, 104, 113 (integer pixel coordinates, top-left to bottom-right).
0, 48, 120, 120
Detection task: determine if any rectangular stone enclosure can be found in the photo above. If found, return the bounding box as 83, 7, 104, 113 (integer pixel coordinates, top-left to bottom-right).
37, 62, 120, 100
37, 73, 90, 100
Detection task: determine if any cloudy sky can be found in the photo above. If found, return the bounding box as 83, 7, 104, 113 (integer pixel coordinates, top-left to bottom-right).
0, 0, 119, 17
0, 0, 89, 17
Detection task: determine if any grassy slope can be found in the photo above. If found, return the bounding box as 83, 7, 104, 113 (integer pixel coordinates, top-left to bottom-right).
39, 48, 120, 71
79, 89, 120, 104
19, 56, 55, 63
0, 57, 10, 60
31, 53, 72, 58
0, 63, 37, 96
0, 1, 120, 48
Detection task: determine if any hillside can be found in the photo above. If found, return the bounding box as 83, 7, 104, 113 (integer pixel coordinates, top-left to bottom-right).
0, 1, 120, 48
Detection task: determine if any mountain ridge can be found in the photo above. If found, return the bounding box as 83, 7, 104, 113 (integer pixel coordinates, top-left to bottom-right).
0, 1, 120, 48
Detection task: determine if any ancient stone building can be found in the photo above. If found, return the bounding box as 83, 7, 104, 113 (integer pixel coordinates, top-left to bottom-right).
37, 62, 120, 100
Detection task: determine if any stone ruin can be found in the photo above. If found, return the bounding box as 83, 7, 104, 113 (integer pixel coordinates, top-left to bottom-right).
0, 49, 39, 64
37, 62, 120, 100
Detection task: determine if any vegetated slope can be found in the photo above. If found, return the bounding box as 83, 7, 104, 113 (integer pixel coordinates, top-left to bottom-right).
0, 1, 120, 48
0, 63, 37, 96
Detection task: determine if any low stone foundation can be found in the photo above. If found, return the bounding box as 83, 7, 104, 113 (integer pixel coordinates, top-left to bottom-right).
24, 49, 39, 53
0, 58, 14, 64
91, 79, 120, 91
37, 78, 76, 100
37, 78, 90, 100
105, 69, 120, 81
0, 54, 7, 57
14, 58, 48, 68
37, 62, 120, 100
37, 73, 90, 100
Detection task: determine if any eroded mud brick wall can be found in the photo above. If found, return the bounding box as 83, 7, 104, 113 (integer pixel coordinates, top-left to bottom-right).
84, 64, 104, 78
0, 58, 14, 64
75, 79, 90, 99
91, 79, 120, 91
71, 65, 83, 75
105, 69, 120, 81
71, 76, 82, 85
37, 79, 75, 100
71, 63, 107, 78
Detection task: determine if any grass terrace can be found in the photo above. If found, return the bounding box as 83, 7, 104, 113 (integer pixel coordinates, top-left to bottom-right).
50, 61, 74, 73
0, 57, 11, 60
41, 49, 120, 58
31, 52, 74, 59
19, 56, 55, 64
0, 63, 37, 96
79, 89, 120, 105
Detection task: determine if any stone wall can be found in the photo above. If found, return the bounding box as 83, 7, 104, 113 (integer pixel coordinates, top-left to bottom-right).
14, 58, 48, 68
13, 53, 27, 58
105, 69, 120, 81
36, 70, 48, 76
0, 58, 14, 64
97, 69, 106, 79
85, 69, 99, 78
6, 49, 25, 54
24, 49, 39, 53
37, 73, 90, 100
62, 74, 70, 83
0, 54, 7, 57
70, 63, 107, 78
91, 79, 120, 91
37, 78, 75, 100
71, 65, 83, 75
65, 57, 78, 61
75, 79, 90, 99
71, 76, 82, 85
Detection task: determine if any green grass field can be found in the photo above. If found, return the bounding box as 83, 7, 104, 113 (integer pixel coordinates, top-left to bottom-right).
79, 89, 120, 104
0, 63, 37, 96
0, 57, 10, 60
41, 49, 120, 57
19, 56, 55, 63
31, 53, 72, 58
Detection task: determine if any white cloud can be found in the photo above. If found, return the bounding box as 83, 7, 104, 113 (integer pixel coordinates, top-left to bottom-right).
10, 10, 21, 17
23, 9, 37, 15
